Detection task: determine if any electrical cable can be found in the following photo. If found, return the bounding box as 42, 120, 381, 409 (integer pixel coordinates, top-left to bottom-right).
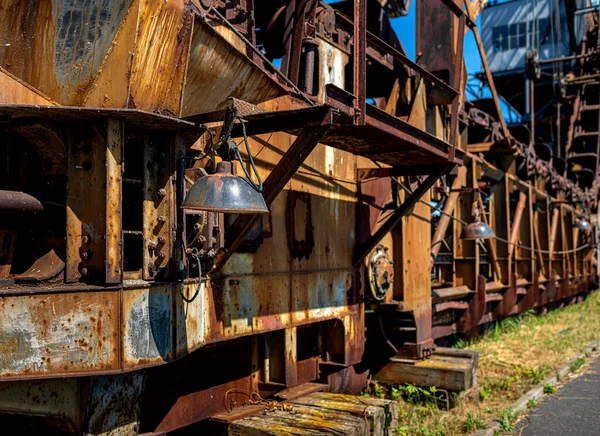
180, 247, 204, 303
236, 116, 264, 192
394, 179, 592, 256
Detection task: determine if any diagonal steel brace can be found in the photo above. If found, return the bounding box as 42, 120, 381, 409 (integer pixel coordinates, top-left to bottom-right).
211, 108, 339, 273
353, 164, 454, 267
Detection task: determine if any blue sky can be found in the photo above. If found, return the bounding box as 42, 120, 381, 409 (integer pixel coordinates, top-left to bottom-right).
388, 9, 482, 76
324, 1, 485, 101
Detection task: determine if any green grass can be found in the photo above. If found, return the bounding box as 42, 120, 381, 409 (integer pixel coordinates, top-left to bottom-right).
363, 291, 600, 435
543, 383, 557, 394
570, 357, 586, 371
526, 398, 538, 408
461, 412, 487, 432
497, 408, 520, 433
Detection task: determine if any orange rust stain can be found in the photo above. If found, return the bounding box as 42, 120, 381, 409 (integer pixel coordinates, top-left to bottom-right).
0, 1, 59, 99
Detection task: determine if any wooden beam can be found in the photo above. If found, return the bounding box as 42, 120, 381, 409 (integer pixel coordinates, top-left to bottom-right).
373, 347, 479, 391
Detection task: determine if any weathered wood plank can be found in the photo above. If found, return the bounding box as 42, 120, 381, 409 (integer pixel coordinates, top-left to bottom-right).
229, 403, 369, 436
374, 348, 479, 391
274, 383, 328, 401
226, 391, 401, 436
288, 392, 398, 435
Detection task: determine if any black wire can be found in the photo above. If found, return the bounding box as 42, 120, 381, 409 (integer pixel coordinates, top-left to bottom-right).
235, 116, 264, 192
180, 252, 203, 303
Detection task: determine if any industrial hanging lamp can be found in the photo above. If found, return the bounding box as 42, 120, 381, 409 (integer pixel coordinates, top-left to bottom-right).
574, 218, 591, 230
461, 200, 495, 240
182, 107, 269, 214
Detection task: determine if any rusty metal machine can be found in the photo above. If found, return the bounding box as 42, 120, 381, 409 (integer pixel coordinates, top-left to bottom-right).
0, 0, 597, 434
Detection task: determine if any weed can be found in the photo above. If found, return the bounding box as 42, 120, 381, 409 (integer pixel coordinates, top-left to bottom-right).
571, 357, 585, 371
365, 380, 387, 399
479, 389, 490, 401
366, 292, 600, 435
519, 365, 548, 384
543, 383, 556, 394
461, 412, 486, 432
498, 408, 520, 432
527, 398, 538, 408
394, 384, 448, 409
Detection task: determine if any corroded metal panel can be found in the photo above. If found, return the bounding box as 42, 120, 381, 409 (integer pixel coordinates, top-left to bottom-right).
82, 0, 140, 108
122, 286, 173, 368
181, 18, 287, 116
86, 372, 145, 436
0, 0, 135, 105
0, 68, 56, 105
143, 133, 174, 280
129, 0, 193, 114
106, 119, 123, 284
0, 292, 119, 378
219, 272, 291, 337
291, 271, 353, 325
66, 122, 107, 282
175, 282, 207, 355
0, 378, 82, 428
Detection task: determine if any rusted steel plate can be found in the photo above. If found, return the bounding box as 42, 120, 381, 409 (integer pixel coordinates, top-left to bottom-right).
219, 274, 291, 337
0, 378, 82, 427
291, 271, 353, 325
0, 105, 200, 132
175, 282, 207, 355
129, 0, 193, 114
106, 119, 123, 284
181, 18, 287, 117
122, 286, 174, 368
0, 0, 135, 105
14, 249, 65, 282
142, 132, 174, 281
82, 0, 140, 108
66, 121, 108, 283
0, 68, 55, 105
87, 372, 145, 436
0, 291, 119, 378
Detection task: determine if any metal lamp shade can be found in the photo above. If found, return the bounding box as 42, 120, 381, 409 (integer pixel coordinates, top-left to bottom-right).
574, 219, 591, 230
460, 221, 495, 240
182, 161, 269, 214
